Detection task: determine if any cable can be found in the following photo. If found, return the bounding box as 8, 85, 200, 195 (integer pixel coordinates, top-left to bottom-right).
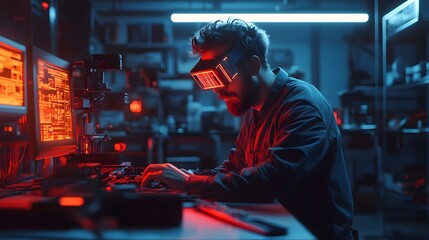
0, 174, 39, 188
0, 186, 40, 199
0, 141, 28, 186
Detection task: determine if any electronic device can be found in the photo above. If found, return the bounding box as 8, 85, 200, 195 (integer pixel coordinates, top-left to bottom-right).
0, 191, 183, 229
71, 54, 127, 155
190, 40, 251, 90
0, 35, 27, 122
101, 165, 183, 194
67, 54, 128, 166
41, 163, 101, 196
28, 47, 76, 160
195, 200, 287, 236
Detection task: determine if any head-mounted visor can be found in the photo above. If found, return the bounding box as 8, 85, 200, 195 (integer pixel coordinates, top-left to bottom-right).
190, 41, 248, 90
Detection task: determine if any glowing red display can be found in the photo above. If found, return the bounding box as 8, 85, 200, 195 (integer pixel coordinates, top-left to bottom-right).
0, 42, 24, 107
37, 59, 73, 142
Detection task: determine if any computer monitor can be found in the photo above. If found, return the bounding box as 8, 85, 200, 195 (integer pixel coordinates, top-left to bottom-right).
0, 36, 27, 121
28, 47, 76, 160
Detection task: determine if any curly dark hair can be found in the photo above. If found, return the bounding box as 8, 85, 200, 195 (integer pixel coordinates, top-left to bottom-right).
191, 18, 270, 69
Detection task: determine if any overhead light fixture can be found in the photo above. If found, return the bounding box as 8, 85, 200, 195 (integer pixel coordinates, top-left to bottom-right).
171, 13, 369, 23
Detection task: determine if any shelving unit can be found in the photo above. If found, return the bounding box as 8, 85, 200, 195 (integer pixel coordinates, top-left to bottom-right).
381, 0, 429, 236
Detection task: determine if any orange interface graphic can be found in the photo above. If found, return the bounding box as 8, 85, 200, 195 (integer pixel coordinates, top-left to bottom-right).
37, 59, 73, 142
0, 43, 24, 106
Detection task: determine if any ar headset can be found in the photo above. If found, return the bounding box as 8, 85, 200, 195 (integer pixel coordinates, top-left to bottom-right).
190, 39, 255, 90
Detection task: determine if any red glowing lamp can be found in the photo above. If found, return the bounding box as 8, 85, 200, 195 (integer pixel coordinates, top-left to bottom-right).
130, 100, 142, 113
41, 2, 49, 11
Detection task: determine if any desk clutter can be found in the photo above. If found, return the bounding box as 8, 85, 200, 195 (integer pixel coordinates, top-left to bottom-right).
0, 163, 184, 230
0, 162, 287, 238
0, 192, 183, 230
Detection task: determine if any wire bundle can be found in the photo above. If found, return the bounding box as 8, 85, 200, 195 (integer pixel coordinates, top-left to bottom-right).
0, 142, 27, 185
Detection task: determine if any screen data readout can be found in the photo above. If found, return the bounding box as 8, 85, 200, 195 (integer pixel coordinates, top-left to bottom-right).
0, 44, 25, 107
37, 59, 73, 142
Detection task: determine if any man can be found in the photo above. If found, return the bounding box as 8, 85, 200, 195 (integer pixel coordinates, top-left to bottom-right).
142, 19, 354, 240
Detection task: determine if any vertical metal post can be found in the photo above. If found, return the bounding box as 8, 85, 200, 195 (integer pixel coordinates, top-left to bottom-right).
310, 26, 320, 89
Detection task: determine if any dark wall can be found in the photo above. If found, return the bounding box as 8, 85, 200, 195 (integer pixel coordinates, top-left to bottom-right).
0, 0, 92, 61
58, 0, 92, 61
0, 0, 31, 45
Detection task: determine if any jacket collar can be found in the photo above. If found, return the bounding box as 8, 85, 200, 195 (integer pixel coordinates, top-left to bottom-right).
252, 68, 288, 125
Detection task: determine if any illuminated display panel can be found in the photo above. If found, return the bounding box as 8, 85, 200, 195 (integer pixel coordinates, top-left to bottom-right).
0, 36, 26, 120
36, 59, 73, 142
30, 47, 76, 160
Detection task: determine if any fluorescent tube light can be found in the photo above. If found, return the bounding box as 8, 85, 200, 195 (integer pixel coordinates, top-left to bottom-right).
171, 13, 369, 23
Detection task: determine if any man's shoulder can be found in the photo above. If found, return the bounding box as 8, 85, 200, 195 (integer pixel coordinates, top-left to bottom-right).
281, 77, 322, 101
278, 77, 332, 115
284, 76, 316, 90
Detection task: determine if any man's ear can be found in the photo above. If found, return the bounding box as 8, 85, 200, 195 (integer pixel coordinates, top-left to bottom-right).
248, 55, 261, 76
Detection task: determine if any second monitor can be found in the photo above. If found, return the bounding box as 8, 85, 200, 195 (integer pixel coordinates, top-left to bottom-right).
28, 47, 76, 160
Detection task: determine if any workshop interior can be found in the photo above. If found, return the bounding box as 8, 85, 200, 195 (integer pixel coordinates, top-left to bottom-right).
0, 0, 428, 239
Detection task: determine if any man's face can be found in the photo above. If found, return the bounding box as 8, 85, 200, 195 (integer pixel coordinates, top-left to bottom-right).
201, 46, 257, 116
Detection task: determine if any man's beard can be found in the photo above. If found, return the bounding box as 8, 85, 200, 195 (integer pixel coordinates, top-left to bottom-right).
225, 98, 251, 116
225, 76, 258, 116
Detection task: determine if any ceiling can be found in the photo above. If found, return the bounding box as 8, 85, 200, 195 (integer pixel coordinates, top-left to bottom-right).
92, 0, 373, 17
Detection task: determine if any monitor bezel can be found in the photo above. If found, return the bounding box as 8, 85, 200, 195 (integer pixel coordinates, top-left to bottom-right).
0, 35, 27, 121
29, 47, 76, 160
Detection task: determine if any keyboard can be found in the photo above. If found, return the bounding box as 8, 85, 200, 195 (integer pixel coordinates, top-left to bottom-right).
103, 174, 143, 186
101, 165, 191, 198
102, 172, 185, 195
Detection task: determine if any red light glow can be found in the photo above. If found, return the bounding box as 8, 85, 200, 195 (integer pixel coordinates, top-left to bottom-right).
147, 138, 153, 150
3, 126, 13, 132
84, 142, 89, 154
59, 196, 84, 207
114, 142, 127, 152
333, 110, 342, 126
130, 100, 142, 113
41, 2, 49, 10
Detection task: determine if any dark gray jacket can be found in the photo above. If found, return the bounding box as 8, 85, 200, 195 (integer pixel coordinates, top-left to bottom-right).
188, 68, 354, 240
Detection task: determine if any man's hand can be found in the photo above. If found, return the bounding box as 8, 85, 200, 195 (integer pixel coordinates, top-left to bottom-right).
141, 163, 190, 191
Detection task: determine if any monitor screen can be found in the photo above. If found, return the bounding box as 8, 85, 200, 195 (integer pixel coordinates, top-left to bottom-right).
29, 47, 76, 160
0, 36, 27, 121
